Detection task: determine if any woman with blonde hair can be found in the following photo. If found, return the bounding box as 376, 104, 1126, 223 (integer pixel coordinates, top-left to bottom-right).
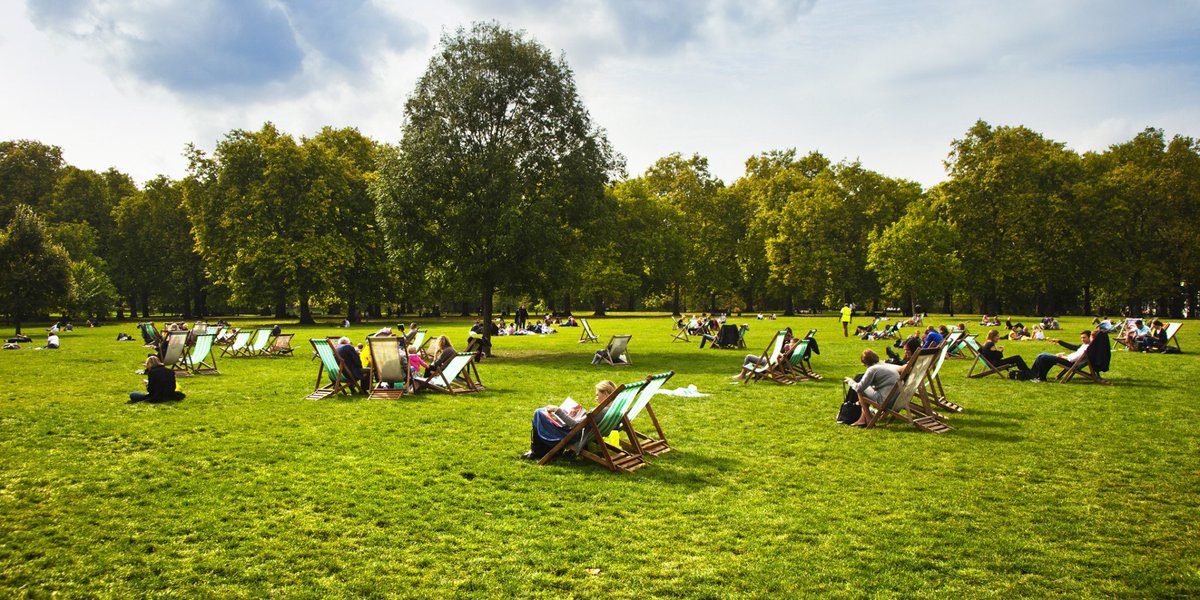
424, 335, 456, 377
128, 355, 185, 403
522, 380, 617, 460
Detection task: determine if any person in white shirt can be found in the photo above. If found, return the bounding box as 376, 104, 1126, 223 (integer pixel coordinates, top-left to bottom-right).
1030, 330, 1091, 381
44, 333, 60, 349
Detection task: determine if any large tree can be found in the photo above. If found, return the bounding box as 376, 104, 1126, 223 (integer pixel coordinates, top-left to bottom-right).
0, 205, 72, 334
373, 22, 621, 354
0, 140, 65, 224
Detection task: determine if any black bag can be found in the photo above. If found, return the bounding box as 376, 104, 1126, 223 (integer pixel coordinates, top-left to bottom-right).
836, 397, 861, 425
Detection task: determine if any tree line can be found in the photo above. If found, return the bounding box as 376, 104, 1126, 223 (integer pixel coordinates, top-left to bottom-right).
1, 24, 1197, 334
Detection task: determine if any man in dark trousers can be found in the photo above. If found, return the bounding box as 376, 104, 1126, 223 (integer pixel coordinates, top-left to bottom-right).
335, 336, 369, 391
516, 304, 529, 330
128, 355, 186, 403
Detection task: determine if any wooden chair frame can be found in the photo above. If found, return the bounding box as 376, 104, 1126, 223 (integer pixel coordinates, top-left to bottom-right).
366, 335, 408, 399
620, 371, 675, 457
962, 336, 1018, 379
865, 348, 950, 433
306, 338, 363, 399
538, 379, 649, 473
578, 318, 600, 343
599, 335, 633, 367
411, 352, 485, 394
185, 332, 220, 375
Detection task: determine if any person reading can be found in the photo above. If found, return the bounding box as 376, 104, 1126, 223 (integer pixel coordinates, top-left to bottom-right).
522, 380, 617, 460
128, 356, 185, 403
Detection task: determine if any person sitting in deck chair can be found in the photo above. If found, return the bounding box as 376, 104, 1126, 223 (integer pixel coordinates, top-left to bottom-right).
335, 336, 369, 391
522, 380, 617, 460
732, 330, 802, 380
843, 349, 901, 427
885, 335, 921, 365
128, 356, 185, 404
1029, 330, 1091, 382
425, 336, 457, 377
979, 329, 1032, 378
1137, 320, 1168, 352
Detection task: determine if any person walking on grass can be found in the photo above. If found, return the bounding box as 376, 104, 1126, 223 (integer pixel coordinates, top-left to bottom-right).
840, 303, 852, 337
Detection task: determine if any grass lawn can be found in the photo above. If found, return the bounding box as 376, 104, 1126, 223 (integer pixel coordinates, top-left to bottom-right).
1, 314, 1197, 597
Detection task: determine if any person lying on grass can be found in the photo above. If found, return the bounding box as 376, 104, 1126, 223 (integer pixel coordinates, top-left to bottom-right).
128, 355, 185, 404
522, 379, 617, 460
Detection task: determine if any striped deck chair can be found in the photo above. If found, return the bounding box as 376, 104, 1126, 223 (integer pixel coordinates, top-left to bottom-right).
138, 322, 161, 349
539, 379, 649, 473
923, 331, 963, 413
742, 330, 789, 384
780, 337, 822, 383
620, 371, 675, 457
220, 330, 252, 358
411, 352, 485, 394
266, 333, 294, 357
598, 335, 632, 366
161, 330, 190, 375
366, 336, 407, 399
306, 338, 363, 399
409, 331, 430, 359
578, 318, 600, 343
865, 348, 950, 433
185, 332, 219, 375
247, 328, 274, 357
962, 335, 1018, 379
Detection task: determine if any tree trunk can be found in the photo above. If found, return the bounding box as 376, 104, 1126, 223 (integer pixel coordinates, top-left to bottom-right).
346, 298, 358, 324
141, 291, 150, 319
479, 280, 494, 357
784, 295, 794, 317
14, 320, 22, 336
1082, 285, 1092, 316
274, 296, 287, 319
593, 294, 606, 316
299, 296, 315, 325
562, 293, 573, 315
671, 284, 681, 315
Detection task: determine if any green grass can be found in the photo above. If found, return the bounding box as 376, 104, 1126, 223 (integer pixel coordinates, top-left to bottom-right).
1, 315, 1197, 597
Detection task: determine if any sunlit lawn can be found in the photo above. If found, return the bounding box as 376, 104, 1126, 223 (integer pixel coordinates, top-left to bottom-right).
0, 314, 1196, 597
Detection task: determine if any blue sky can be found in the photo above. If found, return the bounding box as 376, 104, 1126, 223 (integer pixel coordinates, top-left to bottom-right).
2, 0, 1198, 187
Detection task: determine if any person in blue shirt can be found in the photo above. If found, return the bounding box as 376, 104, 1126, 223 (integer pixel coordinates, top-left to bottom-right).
922, 325, 944, 348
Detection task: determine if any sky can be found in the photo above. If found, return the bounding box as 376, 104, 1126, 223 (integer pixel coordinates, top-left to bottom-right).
2, 0, 1199, 188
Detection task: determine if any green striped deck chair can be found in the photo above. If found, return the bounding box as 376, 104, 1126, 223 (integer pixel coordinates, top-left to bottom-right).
138, 322, 160, 348
620, 371, 675, 457
220, 330, 252, 358
366, 335, 407, 399
578, 318, 600, 343
744, 330, 789, 384
185, 332, 219, 375
162, 330, 190, 375
866, 348, 950, 433
923, 331, 963, 413
247, 328, 274, 356
539, 379, 649, 473
306, 338, 362, 400
411, 352, 484, 394
781, 337, 822, 383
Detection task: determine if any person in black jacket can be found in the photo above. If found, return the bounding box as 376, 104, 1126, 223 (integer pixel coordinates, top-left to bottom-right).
128, 356, 185, 403
335, 336, 369, 391
978, 329, 1031, 376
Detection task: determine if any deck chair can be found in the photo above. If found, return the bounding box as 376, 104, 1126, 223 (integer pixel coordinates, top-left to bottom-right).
366, 335, 407, 399
265, 333, 294, 357
161, 330, 190, 375
865, 348, 950, 433
670, 317, 690, 343
138, 322, 162, 349
620, 371, 676, 457
185, 332, 219, 375
578, 318, 600, 343
855, 316, 881, 336
869, 322, 901, 341
1110, 319, 1138, 350
411, 352, 485, 394
306, 338, 363, 399
1159, 322, 1183, 352
1057, 330, 1113, 385
946, 332, 974, 359
538, 379, 649, 473
780, 337, 822, 383
220, 330, 252, 357
743, 330, 790, 384
598, 335, 632, 366
923, 332, 964, 413
247, 327, 274, 356
963, 335, 1018, 379
408, 331, 430, 359
709, 324, 741, 349
736, 324, 750, 349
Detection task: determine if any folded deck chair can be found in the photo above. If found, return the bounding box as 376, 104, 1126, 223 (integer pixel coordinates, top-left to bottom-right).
962, 335, 1018, 379
1057, 331, 1112, 385
247, 327, 274, 357
578, 318, 600, 343
411, 352, 485, 394
538, 379, 649, 473
161, 330, 190, 375
220, 330, 252, 358
597, 335, 633, 366
865, 348, 950, 433
620, 371, 676, 456
923, 331, 964, 413
669, 317, 690, 343
185, 332, 219, 375
266, 333, 294, 357
366, 335, 407, 399
743, 330, 789, 384
306, 338, 363, 399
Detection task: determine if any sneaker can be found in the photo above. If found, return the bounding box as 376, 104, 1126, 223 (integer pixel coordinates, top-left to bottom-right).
1027, 378, 1042, 383
519, 451, 537, 460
